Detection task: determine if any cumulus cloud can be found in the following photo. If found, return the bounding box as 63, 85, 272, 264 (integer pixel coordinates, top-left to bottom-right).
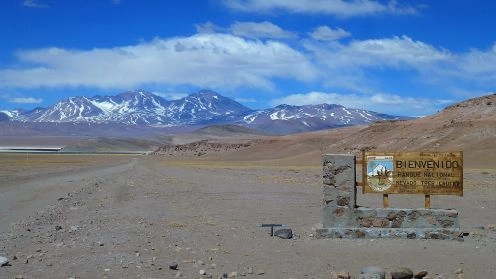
304, 35, 496, 96
196, 21, 296, 39
0, 94, 44, 104
223, 0, 417, 17
152, 91, 188, 100
308, 26, 351, 41
235, 97, 257, 103
305, 35, 451, 70
0, 33, 317, 90
271, 91, 452, 115
10, 97, 44, 104
300, 35, 454, 93
195, 21, 219, 34
230, 21, 297, 39
22, 0, 48, 8
444, 44, 496, 82
2, 28, 495, 111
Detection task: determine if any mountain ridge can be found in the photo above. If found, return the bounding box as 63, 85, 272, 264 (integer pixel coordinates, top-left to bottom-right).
1, 89, 406, 134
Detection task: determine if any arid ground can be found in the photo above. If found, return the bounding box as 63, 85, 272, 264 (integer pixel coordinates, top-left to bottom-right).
0, 152, 495, 279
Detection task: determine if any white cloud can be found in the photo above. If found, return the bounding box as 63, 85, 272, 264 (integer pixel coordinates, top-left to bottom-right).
444, 44, 496, 82
1, 94, 44, 104
10, 97, 44, 104
22, 0, 48, 8
301, 35, 453, 93
308, 26, 351, 41
235, 98, 257, 103
223, 0, 417, 17
306, 36, 496, 95
306, 35, 450, 70
195, 21, 219, 34
230, 21, 297, 39
0, 33, 317, 90
196, 21, 296, 39
152, 91, 188, 100
271, 91, 452, 115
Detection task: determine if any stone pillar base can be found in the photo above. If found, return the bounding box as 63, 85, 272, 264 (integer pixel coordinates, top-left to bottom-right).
315, 226, 462, 240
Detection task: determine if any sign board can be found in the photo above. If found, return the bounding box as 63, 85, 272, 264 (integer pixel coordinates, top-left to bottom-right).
362, 152, 463, 196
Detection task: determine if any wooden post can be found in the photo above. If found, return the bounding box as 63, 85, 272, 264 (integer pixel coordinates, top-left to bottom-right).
383, 194, 389, 208
425, 195, 431, 208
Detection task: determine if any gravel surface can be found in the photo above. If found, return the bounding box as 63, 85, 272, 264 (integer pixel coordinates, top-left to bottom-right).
1, 156, 495, 278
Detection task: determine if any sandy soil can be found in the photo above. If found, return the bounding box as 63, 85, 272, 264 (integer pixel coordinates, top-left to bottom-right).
1, 154, 495, 279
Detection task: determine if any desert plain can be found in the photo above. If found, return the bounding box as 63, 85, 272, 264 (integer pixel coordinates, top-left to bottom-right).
1, 94, 496, 279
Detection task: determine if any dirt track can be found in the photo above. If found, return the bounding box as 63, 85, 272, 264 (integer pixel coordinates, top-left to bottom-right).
1, 155, 495, 278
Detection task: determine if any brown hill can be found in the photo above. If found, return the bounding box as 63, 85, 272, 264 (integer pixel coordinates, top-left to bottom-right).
325, 93, 496, 167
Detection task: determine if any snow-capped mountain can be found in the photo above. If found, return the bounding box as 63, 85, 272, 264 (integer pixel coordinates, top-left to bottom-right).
165, 90, 252, 124
240, 103, 401, 134
242, 103, 395, 126
3, 90, 406, 134
368, 164, 387, 176
9, 90, 252, 126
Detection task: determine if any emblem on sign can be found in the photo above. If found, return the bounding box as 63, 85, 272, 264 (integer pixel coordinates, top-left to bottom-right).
366, 155, 394, 192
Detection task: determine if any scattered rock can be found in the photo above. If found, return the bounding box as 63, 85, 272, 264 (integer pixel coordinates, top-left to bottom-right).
0, 256, 9, 266
360, 266, 385, 279
169, 262, 178, 270
15, 275, 24, 279
455, 267, 463, 274
274, 228, 293, 239
55, 225, 63, 231
391, 267, 414, 279
200, 269, 207, 275
331, 271, 352, 279
414, 270, 428, 279
228, 271, 238, 278
247, 267, 253, 274
69, 225, 80, 233
175, 271, 182, 277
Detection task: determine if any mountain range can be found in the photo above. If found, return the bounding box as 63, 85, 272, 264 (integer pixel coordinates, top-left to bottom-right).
0, 90, 405, 134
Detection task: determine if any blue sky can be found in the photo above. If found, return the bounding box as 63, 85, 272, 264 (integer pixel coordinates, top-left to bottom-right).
1, 0, 495, 116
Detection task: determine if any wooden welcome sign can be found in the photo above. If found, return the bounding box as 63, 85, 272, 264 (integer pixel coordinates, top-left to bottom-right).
362, 151, 463, 197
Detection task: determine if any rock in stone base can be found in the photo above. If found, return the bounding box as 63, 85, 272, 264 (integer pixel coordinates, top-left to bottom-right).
391, 267, 414, 279
360, 266, 385, 279
361, 273, 383, 279
330, 271, 352, 279
274, 228, 293, 239
0, 256, 9, 267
